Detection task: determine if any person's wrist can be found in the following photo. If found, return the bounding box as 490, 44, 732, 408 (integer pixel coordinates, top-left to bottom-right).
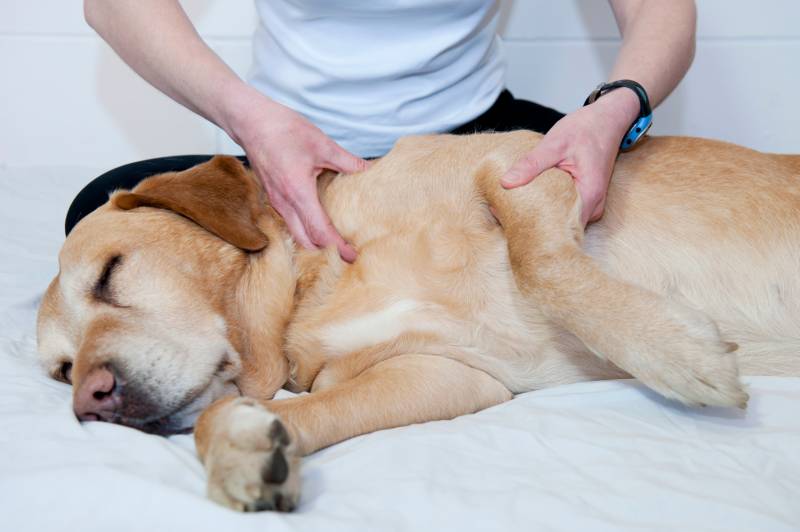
216, 81, 277, 148
590, 87, 641, 138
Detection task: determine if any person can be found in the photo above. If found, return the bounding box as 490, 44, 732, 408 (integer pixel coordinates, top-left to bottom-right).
68, 0, 696, 262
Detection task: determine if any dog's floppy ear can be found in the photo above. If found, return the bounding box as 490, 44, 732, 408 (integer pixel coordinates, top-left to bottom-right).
112, 156, 269, 251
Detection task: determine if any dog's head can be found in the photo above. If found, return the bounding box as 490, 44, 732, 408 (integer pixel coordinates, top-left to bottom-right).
37, 156, 295, 435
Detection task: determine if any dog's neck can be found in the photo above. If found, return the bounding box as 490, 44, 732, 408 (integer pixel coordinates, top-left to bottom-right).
228, 211, 297, 399
283, 241, 350, 392
230, 207, 344, 399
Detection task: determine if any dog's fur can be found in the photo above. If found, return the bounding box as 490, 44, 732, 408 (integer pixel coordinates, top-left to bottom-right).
37, 131, 800, 511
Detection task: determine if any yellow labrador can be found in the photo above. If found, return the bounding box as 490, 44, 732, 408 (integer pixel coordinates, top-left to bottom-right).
37, 131, 800, 511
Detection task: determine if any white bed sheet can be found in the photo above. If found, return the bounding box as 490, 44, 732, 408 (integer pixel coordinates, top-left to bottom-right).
1, 167, 798, 532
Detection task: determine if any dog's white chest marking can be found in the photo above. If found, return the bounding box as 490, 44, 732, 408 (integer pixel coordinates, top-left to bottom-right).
320, 299, 427, 354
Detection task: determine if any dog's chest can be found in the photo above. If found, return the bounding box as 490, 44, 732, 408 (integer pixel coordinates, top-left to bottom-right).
314, 299, 442, 354
284, 228, 559, 393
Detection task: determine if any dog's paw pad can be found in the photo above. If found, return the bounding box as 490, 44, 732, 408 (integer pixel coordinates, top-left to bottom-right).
205, 398, 300, 512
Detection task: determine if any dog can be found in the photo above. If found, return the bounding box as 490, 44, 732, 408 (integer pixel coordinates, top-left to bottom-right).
37, 131, 800, 511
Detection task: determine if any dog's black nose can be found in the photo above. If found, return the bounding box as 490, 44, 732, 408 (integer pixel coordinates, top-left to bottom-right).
73, 366, 121, 422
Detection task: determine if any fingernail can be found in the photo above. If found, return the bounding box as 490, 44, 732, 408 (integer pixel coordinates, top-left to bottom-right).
340, 245, 357, 263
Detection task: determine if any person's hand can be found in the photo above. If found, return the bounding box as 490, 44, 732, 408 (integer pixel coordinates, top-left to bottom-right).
500, 88, 640, 226
224, 86, 369, 262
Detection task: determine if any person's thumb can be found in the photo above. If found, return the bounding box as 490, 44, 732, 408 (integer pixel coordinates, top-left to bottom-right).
325, 142, 370, 175
500, 142, 563, 189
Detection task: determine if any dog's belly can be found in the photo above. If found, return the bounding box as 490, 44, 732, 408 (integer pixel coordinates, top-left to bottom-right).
586, 223, 800, 376
584, 140, 800, 375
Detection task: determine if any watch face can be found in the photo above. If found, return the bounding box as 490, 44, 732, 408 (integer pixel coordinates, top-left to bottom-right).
633, 117, 652, 137
621, 115, 653, 151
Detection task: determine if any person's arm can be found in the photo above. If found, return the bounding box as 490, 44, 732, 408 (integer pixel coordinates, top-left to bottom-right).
84, 0, 365, 261
501, 0, 696, 226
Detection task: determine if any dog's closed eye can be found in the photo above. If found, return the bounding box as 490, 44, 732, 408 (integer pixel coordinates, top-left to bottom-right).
57, 361, 73, 384
92, 254, 123, 305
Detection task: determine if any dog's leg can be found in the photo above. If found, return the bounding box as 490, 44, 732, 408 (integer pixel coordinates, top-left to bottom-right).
477, 160, 747, 408
194, 354, 511, 512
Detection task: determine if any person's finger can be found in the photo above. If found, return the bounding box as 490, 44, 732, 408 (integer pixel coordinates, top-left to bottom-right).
305, 205, 358, 262
324, 142, 370, 175
588, 197, 606, 224
268, 189, 316, 249
575, 178, 606, 227
500, 141, 563, 189
291, 183, 358, 262
283, 206, 318, 250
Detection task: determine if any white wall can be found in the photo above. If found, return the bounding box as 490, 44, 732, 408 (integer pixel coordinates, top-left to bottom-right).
2, 0, 799, 169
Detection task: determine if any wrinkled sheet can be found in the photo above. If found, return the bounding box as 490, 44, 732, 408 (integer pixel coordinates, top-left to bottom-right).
1, 167, 798, 532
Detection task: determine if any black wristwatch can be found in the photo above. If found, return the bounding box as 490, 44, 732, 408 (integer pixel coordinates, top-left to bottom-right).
584, 79, 653, 151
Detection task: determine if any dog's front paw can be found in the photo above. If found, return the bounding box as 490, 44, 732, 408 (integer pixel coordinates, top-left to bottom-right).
627, 303, 748, 408
204, 398, 300, 512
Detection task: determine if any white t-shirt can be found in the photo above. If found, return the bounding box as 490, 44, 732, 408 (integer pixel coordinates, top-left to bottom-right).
248, 0, 506, 158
